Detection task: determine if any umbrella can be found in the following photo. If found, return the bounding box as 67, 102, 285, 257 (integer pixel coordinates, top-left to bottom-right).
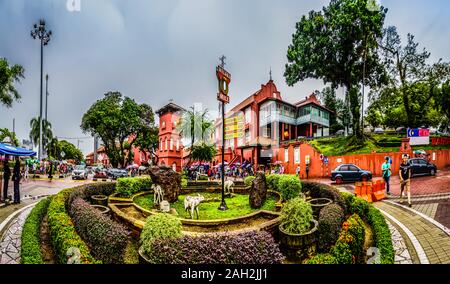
138, 166, 147, 171
414, 150, 427, 155
126, 164, 139, 169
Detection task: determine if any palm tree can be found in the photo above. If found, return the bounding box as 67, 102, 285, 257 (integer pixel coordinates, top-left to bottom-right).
46, 137, 60, 160
29, 117, 53, 149
177, 106, 214, 147
0, 58, 25, 108
0, 128, 19, 146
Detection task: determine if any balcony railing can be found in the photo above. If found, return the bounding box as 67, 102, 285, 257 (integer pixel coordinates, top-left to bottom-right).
297, 114, 329, 127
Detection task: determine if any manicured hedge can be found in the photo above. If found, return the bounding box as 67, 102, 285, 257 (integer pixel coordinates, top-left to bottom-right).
244, 176, 256, 187
21, 198, 51, 264
69, 197, 131, 264
304, 253, 338, 264
146, 231, 284, 264
318, 203, 344, 252
301, 181, 347, 212
339, 192, 394, 264
331, 214, 365, 264
277, 175, 302, 201
140, 214, 183, 257
116, 177, 152, 197
47, 186, 99, 264
266, 174, 281, 190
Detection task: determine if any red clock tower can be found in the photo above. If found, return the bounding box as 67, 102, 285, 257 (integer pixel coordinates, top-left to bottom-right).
156, 102, 185, 172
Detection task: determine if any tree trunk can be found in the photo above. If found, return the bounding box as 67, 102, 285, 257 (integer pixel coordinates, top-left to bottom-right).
348, 86, 363, 140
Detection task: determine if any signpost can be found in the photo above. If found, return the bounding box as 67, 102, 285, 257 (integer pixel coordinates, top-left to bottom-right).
217, 55, 231, 211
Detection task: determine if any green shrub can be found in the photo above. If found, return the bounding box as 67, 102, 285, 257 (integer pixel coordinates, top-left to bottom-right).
301, 181, 346, 212
181, 178, 188, 188
116, 177, 152, 197
280, 197, 313, 234
140, 213, 183, 256
304, 253, 338, 264
21, 198, 51, 264
47, 187, 99, 264
244, 176, 256, 187
331, 236, 353, 264
340, 191, 355, 215
318, 203, 344, 252
345, 214, 366, 263
266, 174, 281, 190
367, 205, 394, 264
350, 197, 369, 218
277, 175, 302, 200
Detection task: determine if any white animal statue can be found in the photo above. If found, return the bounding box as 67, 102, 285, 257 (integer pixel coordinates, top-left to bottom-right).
184, 194, 205, 219
224, 180, 234, 195
152, 184, 164, 206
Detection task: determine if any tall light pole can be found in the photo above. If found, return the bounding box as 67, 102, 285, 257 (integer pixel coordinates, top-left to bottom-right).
31, 19, 52, 161
45, 74, 49, 122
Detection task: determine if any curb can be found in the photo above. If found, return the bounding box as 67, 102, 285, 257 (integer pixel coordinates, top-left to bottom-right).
0, 202, 39, 238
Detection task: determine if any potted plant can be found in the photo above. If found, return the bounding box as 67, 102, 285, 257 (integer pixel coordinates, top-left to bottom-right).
308, 198, 333, 218
91, 194, 108, 206
279, 197, 318, 261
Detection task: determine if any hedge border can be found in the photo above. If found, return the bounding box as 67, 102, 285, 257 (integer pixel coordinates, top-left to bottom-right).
20, 197, 51, 264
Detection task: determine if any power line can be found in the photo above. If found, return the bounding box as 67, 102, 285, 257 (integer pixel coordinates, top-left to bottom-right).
57, 136, 93, 140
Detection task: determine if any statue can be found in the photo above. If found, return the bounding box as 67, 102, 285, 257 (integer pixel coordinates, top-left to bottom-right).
224, 180, 234, 195
184, 194, 205, 219
151, 184, 164, 206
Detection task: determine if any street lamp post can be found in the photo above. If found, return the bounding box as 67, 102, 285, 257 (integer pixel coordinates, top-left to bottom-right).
45, 74, 49, 122
31, 19, 52, 161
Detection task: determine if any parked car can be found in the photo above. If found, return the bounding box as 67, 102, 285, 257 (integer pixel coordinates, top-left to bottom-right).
72, 165, 88, 180
331, 164, 373, 184
93, 169, 108, 180
374, 128, 384, 134
107, 168, 128, 180
407, 158, 437, 177
396, 127, 406, 134
335, 130, 345, 136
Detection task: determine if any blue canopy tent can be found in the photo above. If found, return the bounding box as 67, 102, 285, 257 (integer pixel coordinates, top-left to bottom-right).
0, 143, 36, 157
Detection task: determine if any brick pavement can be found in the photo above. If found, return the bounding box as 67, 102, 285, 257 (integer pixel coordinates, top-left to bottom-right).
375, 202, 450, 264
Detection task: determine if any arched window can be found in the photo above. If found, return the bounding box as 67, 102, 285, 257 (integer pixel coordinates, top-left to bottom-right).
176, 139, 180, 151
160, 139, 163, 151
172, 162, 177, 172
165, 139, 168, 151
170, 138, 173, 151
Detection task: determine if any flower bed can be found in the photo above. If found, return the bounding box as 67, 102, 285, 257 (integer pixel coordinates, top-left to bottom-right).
21, 198, 51, 264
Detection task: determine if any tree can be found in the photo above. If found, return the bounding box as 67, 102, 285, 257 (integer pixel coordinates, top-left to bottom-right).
365, 105, 382, 128
0, 128, 19, 146
46, 137, 60, 160
376, 26, 450, 128
318, 87, 344, 134
81, 92, 152, 168
190, 142, 217, 164
0, 58, 25, 108
435, 80, 450, 133
29, 117, 53, 149
284, 0, 388, 141
133, 103, 159, 165
58, 140, 84, 161
177, 107, 214, 147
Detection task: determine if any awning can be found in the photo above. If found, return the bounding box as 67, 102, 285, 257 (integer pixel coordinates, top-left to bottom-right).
0, 143, 37, 157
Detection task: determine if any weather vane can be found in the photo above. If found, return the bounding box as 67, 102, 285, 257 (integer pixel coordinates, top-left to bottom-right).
219, 55, 226, 68
269, 67, 272, 81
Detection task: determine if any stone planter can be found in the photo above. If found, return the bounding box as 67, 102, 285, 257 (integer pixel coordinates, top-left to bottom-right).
91, 205, 110, 215
279, 220, 318, 261
91, 195, 108, 206
138, 246, 151, 264
308, 198, 333, 218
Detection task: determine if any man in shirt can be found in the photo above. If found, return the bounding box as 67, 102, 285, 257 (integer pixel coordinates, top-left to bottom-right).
382, 156, 391, 195
399, 154, 412, 207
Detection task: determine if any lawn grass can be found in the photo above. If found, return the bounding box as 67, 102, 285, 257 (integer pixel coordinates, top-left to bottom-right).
134, 193, 277, 220
309, 134, 450, 156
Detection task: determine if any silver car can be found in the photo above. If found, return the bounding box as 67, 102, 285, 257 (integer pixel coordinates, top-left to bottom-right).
72, 165, 88, 180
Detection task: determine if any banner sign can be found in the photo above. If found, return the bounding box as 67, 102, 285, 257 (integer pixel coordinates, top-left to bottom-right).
225, 115, 244, 140
407, 128, 430, 145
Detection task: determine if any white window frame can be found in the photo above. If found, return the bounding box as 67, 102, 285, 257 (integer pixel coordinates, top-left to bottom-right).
294, 147, 300, 164
284, 148, 289, 162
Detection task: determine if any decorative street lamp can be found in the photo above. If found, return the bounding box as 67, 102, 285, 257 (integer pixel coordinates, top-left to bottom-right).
31, 19, 52, 161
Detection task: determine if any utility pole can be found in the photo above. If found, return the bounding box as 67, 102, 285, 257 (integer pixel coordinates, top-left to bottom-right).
45, 74, 49, 121
94, 135, 98, 164
31, 20, 52, 161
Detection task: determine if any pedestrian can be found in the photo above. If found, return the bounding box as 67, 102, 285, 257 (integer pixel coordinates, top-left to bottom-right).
2, 156, 11, 202
305, 164, 310, 179
296, 165, 301, 178
13, 157, 21, 204
382, 156, 391, 195
24, 163, 29, 181
399, 154, 412, 207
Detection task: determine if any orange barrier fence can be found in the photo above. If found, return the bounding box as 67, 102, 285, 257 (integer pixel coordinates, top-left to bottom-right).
354, 179, 386, 203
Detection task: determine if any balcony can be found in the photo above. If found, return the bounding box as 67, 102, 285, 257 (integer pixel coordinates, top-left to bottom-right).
297, 114, 329, 127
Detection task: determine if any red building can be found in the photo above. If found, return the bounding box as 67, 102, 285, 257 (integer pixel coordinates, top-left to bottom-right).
156, 102, 185, 172
212, 78, 332, 170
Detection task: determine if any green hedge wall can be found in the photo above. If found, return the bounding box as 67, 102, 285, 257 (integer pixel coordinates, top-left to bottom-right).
20, 198, 51, 264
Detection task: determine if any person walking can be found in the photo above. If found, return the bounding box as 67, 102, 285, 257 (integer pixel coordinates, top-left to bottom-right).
2, 156, 11, 202
296, 165, 301, 178
399, 154, 412, 207
12, 158, 21, 204
305, 165, 310, 179
382, 156, 391, 195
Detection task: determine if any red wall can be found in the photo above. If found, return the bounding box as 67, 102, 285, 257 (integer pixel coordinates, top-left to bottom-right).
278, 142, 450, 178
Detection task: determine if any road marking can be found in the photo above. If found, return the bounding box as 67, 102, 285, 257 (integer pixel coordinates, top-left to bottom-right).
378, 208, 429, 264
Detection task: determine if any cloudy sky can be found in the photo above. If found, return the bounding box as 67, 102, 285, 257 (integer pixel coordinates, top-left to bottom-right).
1, 0, 449, 155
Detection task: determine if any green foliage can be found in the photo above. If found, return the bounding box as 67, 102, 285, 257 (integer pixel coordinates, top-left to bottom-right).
116, 177, 152, 198
304, 253, 338, 264
0, 57, 25, 108
350, 197, 370, 218
177, 106, 215, 149
135, 193, 277, 220
190, 142, 217, 163
367, 205, 395, 264
58, 140, 84, 161
81, 92, 156, 167
280, 197, 313, 235
285, 0, 388, 139
181, 177, 188, 188
277, 175, 302, 201
140, 214, 183, 256
123, 240, 139, 264
266, 174, 281, 190
0, 128, 19, 146
244, 176, 256, 187
331, 214, 365, 264
133, 104, 159, 165
301, 181, 347, 212
47, 187, 100, 264
21, 198, 51, 264
318, 203, 345, 252
29, 117, 53, 149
